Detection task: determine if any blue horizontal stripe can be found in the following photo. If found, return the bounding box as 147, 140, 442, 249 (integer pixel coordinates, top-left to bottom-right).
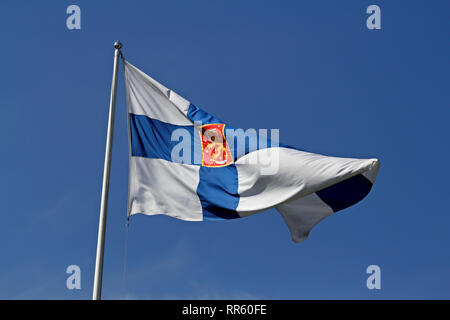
316, 174, 373, 212
225, 128, 292, 161
130, 114, 200, 164
187, 103, 298, 161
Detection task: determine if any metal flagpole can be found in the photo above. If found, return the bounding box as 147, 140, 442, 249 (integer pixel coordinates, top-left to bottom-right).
93, 41, 122, 300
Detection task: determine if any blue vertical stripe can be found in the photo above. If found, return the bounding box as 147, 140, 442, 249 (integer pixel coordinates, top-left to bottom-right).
197, 165, 240, 220
187, 103, 225, 125
187, 103, 299, 162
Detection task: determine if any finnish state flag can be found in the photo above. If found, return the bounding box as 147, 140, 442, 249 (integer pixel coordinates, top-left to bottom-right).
124, 60, 380, 243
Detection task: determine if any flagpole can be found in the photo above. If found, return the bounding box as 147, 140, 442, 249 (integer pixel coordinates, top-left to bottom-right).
92, 41, 122, 300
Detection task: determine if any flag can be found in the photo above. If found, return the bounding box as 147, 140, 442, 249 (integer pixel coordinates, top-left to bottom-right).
124, 60, 380, 243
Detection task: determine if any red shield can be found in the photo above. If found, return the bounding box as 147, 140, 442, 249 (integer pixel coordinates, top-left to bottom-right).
200, 124, 233, 167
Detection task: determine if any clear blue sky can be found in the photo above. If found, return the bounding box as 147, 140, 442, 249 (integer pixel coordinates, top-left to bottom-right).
0, 0, 449, 299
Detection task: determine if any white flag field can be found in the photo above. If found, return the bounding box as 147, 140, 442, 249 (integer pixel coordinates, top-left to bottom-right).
124, 59, 380, 243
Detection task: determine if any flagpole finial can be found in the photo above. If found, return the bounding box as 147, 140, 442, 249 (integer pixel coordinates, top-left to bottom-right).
114, 41, 122, 50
